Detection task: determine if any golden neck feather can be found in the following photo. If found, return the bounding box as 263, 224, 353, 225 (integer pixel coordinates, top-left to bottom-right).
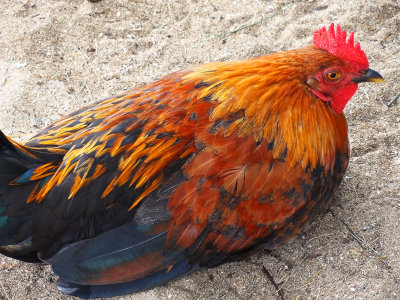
183, 47, 349, 171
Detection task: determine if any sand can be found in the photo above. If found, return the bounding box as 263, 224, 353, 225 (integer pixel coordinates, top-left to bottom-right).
0, 0, 399, 299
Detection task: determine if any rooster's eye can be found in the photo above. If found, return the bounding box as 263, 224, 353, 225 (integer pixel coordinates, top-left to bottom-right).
325, 71, 342, 81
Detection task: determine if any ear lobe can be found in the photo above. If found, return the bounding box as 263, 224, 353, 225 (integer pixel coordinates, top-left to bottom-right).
306, 78, 319, 89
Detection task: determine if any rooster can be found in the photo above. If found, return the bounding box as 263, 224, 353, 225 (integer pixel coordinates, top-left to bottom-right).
0, 24, 383, 298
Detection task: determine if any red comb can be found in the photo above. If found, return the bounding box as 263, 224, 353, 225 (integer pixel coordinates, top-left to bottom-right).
313, 23, 369, 68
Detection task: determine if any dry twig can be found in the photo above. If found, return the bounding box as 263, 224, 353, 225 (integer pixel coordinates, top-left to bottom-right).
329, 210, 390, 261
387, 92, 400, 107
304, 269, 322, 285
329, 209, 366, 250
0, 280, 11, 300
262, 265, 286, 300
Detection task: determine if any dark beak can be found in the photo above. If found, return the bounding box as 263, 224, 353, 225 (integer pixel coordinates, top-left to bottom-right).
352, 68, 384, 84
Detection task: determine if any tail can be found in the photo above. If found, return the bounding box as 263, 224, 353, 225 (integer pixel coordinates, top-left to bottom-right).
0, 130, 62, 262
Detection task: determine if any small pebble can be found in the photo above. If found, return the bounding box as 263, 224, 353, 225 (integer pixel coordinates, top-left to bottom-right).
315, 5, 327, 11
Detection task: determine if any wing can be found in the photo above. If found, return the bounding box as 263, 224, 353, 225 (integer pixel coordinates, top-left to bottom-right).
26, 72, 210, 258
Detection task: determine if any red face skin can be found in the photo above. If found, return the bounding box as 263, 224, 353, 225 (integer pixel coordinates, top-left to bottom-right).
308, 65, 364, 114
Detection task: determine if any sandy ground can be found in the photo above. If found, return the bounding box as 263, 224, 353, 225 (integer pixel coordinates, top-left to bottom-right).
0, 0, 399, 299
